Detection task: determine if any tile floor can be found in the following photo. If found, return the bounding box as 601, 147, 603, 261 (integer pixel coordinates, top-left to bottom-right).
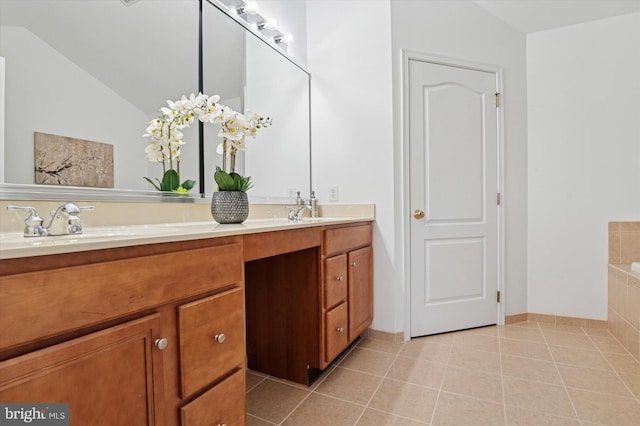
245, 321, 640, 425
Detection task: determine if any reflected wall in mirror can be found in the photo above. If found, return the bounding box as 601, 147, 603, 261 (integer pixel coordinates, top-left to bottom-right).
0, 0, 311, 201
0, 0, 200, 192
202, 0, 311, 198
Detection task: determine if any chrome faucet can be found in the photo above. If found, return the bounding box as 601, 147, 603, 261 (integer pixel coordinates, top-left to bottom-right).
7, 202, 94, 237
47, 202, 94, 235
287, 204, 313, 222
6, 206, 49, 237
293, 190, 318, 218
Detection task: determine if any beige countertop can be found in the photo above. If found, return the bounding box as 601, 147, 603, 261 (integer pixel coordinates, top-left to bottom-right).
0, 216, 374, 260
609, 263, 640, 279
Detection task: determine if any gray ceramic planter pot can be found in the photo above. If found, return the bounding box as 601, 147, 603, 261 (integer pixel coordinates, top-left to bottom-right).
210, 191, 249, 224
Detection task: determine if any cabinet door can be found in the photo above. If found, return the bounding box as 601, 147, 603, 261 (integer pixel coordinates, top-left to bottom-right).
325, 302, 349, 363
0, 314, 165, 426
180, 369, 245, 426
178, 287, 245, 398
348, 246, 373, 340
324, 254, 348, 309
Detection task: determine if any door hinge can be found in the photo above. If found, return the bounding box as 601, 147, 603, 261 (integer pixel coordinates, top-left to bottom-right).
497, 193, 501, 205
497, 291, 501, 303
495, 92, 501, 107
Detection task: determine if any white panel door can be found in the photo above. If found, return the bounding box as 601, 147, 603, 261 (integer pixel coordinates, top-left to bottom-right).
409, 59, 499, 337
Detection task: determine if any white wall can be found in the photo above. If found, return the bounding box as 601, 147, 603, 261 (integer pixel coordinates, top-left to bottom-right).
307, 0, 528, 334
527, 12, 640, 320
306, 0, 396, 331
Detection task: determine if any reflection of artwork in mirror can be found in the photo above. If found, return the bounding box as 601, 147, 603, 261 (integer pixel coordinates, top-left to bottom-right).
34, 132, 114, 188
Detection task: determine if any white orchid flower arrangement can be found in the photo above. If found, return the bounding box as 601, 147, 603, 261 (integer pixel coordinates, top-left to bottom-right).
143, 92, 271, 193
214, 108, 272, 192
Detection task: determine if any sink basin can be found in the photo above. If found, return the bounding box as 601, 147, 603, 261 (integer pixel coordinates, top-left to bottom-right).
632, 262, 640, 275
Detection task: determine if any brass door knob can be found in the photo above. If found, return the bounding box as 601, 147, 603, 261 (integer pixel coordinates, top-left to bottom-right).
413, 209, 425, 219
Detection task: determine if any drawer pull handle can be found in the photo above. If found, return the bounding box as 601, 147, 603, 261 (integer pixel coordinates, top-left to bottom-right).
337, 327, 344, 333
155, 338, 168, 350
214, 333, 226, 344
217, 424, 227, 426
336, 276, 344, 281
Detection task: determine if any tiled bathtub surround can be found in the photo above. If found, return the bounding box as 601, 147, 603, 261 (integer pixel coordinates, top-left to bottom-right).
608, 221, 640, 362
246, 322, 640, 425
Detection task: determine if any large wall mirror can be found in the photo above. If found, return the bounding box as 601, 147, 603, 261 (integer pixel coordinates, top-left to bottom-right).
0, 0, 311, 202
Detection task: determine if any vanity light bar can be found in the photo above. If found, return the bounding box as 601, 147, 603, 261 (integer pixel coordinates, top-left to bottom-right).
226, 0, 292, 52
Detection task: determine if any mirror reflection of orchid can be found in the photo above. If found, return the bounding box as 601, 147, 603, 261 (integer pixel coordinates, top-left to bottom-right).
143, 92, 271, 193
214, 108, 272, 192
143, 93, 222, 192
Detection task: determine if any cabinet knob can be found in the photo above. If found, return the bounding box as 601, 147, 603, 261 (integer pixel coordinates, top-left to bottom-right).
337, 327, 344, 333
214, 333, 226, 344
336, 276, 344, 281
351, 262, 357, 267
155, 338, 168, 350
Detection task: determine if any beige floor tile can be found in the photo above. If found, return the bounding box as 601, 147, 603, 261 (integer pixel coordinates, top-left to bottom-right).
356, 408, 428, 425
499, 326, 545, 342
542, 330, 597, 350
412, 332, 455, 345
247, 414, 277, 425
431, 391, 505, 426
556, 363, 633, 397
503, 376, 576, 418
501, 354, 562, 384
452, 332, 500, 353
590, 334, 630, 354
247, 370, 267, 392
500, 338, 552, 361
357, 338, 406, 355
505, 406, 580, 426
619, 372, 640, 399
283, 393, 364, 426
386, 355, 446, 389
315, 367, 383, 405
583, 328, 615, 337
549, 345, 612, 370
538, 323, 586, 334
447, 346, 502, 374
440, 366, 503, 402
246, 379, 310, 424
368, 379, 438, 423
339, 347, 396, 376
568, 388, 640, 425
399, 340, 451, 364
602, 352, 640, 375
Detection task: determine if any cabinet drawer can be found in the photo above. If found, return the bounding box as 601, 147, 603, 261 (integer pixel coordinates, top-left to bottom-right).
178, 287, 245, 398
324, 254, 348, 309
180, 368, 245, 426
325, 302, 348, 363
323, 223, 372, 256
0, 242, 243, 351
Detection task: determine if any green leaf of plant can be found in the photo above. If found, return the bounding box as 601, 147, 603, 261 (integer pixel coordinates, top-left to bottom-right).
181, 179, 196, 191
143, 176, 161, 191
161, 169, 180, 191
214, 168, 236, 191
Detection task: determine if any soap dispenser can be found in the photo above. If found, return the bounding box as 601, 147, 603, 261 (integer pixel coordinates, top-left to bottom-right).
310, 191, 318, 218
295, 191, 304, 205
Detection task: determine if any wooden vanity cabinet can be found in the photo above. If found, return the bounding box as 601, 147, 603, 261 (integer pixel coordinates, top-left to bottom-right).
320, 223, 373, 368
0, 236, 245, 426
